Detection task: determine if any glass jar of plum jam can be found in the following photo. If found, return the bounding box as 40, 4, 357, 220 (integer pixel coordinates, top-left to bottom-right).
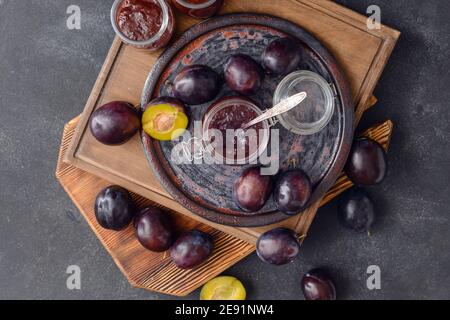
202, 96, 270, 165
171, 0, 224, 19
273, 70, 335, 135
111, 0, 175, 51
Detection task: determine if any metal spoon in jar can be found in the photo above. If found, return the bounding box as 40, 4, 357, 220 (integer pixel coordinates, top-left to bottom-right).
240, 92, 307, 130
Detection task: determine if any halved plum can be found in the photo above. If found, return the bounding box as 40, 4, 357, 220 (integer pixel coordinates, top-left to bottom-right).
200, 276, 246, 300
142, 97, 189, 141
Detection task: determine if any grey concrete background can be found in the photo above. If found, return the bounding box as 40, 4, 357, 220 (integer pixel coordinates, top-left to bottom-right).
0, 0, 449, 300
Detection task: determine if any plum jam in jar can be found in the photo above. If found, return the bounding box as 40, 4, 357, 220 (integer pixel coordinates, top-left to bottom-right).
202, 96, 270, 165
111, 0, 175, 50
172, 0, 224, 19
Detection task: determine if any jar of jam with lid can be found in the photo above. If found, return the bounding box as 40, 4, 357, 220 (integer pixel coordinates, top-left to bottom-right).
171, 0, 224, 19
111, 0, 175, 51
202, 96, 270, 165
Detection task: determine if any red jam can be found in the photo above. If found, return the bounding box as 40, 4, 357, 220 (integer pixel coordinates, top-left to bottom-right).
172, 0, 223, 19
207, 103, 263, 160
114, 0, 174, 50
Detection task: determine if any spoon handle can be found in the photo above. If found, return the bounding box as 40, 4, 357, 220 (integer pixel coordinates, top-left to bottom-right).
241, 92, 307, 129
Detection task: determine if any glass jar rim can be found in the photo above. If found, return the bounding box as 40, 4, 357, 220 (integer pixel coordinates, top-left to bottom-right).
175, 0, 218, 9
111, 0, 170, 46
273, 70, 335, 135
202, 97, 270, 165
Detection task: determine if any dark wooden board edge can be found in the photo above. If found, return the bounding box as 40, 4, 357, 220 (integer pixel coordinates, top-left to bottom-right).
64, 36, 123, 166
308, 0, 400, 123
294, 0, 400, 124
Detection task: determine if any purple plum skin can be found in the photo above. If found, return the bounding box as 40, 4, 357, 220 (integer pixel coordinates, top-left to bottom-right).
134, 206, 175, 252
274, 170, 312, 215
301, 269, 337, 300
233, 166, 273, 212
94, 186, 135, 231
262, 37, 302, 76
173, 65, 221, 105
256, 228, 300, 265
338, 188, 375, 233
345, 137, 387, 186
89, 101, 140, 146
224, 54, 264, 96
170, 229, 214, 269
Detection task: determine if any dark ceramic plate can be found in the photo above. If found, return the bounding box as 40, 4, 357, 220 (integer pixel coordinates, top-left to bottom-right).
141, 13, 354, 227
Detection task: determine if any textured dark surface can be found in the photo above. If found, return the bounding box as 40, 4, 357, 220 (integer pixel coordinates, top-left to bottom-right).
141, 14, 353, 227
0, 0, 449, 300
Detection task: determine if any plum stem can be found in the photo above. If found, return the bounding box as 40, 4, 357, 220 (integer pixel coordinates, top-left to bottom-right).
298, 233, 307, 243
287, 157, 298, 169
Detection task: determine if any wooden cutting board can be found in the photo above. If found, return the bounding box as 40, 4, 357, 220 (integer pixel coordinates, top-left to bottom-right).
57, 116, 392, 296
64, 0, 400, 243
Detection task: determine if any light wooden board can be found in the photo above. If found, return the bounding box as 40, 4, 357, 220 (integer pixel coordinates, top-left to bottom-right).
57, 116, 393, 296
64, 0, 399, 244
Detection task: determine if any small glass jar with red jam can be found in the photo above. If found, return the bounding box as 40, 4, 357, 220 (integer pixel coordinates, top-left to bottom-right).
202, 96, 270, 165
172, 0, 224, 19
111, 0, 175, 51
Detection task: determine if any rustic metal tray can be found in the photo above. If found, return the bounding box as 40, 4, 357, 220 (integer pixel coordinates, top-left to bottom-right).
141, 13, 354, 227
